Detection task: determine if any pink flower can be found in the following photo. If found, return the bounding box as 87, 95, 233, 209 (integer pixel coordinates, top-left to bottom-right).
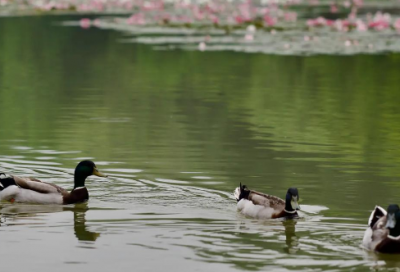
209, 15, 219, 24
356, 19, 367, 31
368, 13, 391, 31
193, 7, 204, 21
333, 19, 345, 31
142, 1, 164, 11
330, 4, 338, 13
352, 0, 363, 7
284, 12, 297, 22
348, 7, 358, 20
42, 3, 54, 11
244, 34, 254, 41
93, 19, 101, 27
127, 13, 146, 25
238, 3, 252, 22
124, 2, 134, 10
235, 16, 246, 24
306, 17, 333, 27
79, 18, 91, 29
368, 20, 390, 30
264, 15, 276, 26
90, 0, 104, 12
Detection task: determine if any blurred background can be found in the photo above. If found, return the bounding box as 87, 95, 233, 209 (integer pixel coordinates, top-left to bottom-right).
1, 1, 400, 271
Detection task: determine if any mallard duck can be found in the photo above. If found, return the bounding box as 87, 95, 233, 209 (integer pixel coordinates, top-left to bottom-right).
363, 204, 400, 253
234, 183, 300, 219
0, 160, 107, 204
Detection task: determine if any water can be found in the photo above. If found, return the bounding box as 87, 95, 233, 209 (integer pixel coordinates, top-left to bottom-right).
1, 15, 400, 271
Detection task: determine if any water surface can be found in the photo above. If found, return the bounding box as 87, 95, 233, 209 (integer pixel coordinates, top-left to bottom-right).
0, 15, 400, 271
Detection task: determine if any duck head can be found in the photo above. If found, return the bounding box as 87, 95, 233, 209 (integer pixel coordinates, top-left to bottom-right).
385, 204, 400, 237
74, 160, 107, 189
285, 187, 300, 212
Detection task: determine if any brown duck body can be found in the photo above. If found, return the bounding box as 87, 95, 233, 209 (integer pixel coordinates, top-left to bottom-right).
245, 190, 298, 219
6, 176, 89, 204
374, 235, 400, 254
234, 184, 300, 219
0, 160, 106, 205
364, 206, 400, 253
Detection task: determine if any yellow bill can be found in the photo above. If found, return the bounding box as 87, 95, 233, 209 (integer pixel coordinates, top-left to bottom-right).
93, 167, 107, 177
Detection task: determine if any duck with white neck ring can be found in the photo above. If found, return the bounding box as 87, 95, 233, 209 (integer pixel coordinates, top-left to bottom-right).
234, 183, 301, 219
0, 160, 107, 205
363, 204, 400, 253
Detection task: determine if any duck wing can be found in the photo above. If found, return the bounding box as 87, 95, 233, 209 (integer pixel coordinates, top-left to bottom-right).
370, 219, 390, 250
368, 206, 387, 228
248, 190, 285, 210
12, 175, 68, 195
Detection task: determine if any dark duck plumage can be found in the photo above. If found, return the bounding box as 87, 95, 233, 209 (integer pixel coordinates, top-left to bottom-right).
0, 160, 107, 204
363, 204, 400, 253
234, 183, 300, 219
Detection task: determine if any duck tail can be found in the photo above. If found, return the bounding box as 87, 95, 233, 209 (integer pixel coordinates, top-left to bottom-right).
0, 174, 17, 191
234, 183, 250, 202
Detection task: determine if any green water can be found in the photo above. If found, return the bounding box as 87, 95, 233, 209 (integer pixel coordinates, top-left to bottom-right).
1, 15, 400, 271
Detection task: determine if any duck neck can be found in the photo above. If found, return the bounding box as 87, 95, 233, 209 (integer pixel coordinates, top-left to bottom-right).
284, 193, 295, 213
74, 173, 87, 190
389, 223, 400, 237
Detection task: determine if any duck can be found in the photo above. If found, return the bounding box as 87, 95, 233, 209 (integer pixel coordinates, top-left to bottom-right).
362, 204, 400, 253
234, 183, 300, 219
0, 160, 107, 205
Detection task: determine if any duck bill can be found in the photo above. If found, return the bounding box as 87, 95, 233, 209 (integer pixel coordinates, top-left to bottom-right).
291, 199, 301, 211
93, 168, 107, 178
386, 214, 396, 229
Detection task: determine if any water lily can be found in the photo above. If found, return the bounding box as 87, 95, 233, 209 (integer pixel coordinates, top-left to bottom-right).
356, 19, 367, 32
307, 17, 333, 27
80, 18, 91, 29
247, 25, 256, 33
127, 13, 146, 25
284, 12, 297, 22
330, 4, 338, 13
244, 33, 254, 41
264, 15, 276, 26
352, 0, 363, 8
368, 12, 391, 31
198, 42, 206, 51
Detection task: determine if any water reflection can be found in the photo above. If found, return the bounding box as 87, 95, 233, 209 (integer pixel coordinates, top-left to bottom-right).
0, 203, 64, 217
364, 251, 400, 271
0, 203, 100, 242
71, 205, 100, 242
282, 220, 299, 254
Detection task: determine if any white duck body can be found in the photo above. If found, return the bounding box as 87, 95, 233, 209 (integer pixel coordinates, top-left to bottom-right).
0, 185, 63, 204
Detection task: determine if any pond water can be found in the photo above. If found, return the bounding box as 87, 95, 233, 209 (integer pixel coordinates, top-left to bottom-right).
1, 15, 400, 271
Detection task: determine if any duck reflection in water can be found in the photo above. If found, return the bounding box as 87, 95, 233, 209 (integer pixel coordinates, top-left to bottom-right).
72, 204, 100, 242
282, 220, 299, 254
0, 203, 100, 242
